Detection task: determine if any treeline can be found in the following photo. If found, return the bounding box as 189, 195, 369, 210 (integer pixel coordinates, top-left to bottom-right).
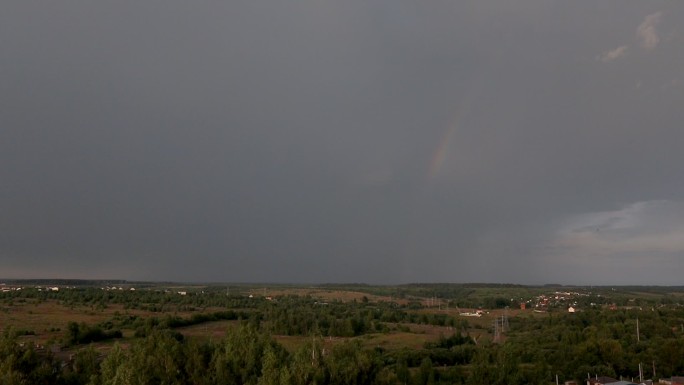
0, 323, 527, 385
3, 285, 681, 315
3, 308, 684, 384
504, 308, 684, 381
0, 287, 259, 311
261, 298, 470, 337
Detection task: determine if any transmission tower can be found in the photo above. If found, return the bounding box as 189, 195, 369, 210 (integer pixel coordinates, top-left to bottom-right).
493, 318, 500, 343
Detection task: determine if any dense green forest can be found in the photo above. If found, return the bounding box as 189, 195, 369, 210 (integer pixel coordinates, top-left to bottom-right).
1, 283, 683, 384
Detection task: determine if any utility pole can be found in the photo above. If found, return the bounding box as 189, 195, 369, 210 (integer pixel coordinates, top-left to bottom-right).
637, 317, 640, 342
311, 336, 317, 366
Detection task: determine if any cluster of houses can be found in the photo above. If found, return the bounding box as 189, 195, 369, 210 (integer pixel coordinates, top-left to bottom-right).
516, 291, 593, 312
0, 283, 63, 292
0, 284, 22, 293
532, 291, 589, 310
101, 286, 133, 291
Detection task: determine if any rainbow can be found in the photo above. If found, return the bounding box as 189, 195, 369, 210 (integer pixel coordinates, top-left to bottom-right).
427, 103, 470, 180
428, 123, 458, 180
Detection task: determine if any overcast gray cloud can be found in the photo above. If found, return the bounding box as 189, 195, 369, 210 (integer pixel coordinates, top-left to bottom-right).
1, 1, 683, 284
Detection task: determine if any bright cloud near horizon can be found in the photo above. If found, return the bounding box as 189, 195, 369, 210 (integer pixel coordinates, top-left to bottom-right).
637, 11, 663, 50
597, 11, 667, 63
543, 201, 684, 284
598, 45, 628, 62
1, 1, 684, 285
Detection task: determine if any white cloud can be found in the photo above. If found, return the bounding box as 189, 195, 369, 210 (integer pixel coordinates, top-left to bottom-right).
536, 200, 684, 284
597, 45, 628, 62
636, 11, 663, 50
549, 200, 684, 256
595, 11, 663, 64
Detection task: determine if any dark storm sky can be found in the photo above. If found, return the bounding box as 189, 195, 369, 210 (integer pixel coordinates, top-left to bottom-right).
2, 1, 684, 284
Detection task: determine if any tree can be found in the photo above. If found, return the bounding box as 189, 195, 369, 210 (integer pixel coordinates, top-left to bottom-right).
395, 357, 410, 385
418, 357, 435, 385
258, 347, 283, 385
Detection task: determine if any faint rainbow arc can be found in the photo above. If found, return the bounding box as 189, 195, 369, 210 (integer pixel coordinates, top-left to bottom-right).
427, 101, 472, 180
427, 114, 463, 180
